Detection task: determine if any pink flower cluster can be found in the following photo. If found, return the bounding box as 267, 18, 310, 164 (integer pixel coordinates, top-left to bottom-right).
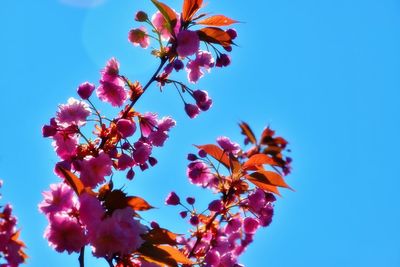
0, 181, 27, 266
127, 5, 238, 120
39, 183, 146, 258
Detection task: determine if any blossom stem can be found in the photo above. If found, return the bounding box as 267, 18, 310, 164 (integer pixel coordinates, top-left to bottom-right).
78, 246, 85, 267
123, 57, 168, 117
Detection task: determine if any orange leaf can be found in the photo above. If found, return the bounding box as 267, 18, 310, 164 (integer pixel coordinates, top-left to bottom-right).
138, 243, 192, 267
239, 121, 257, 145
249, 170, 291, 189
229, 153, 242, 180
141, 228, 179, 246
127, 196, 154, 211
56, 166, 85, 196
151, 0, 178, 33
195, 144, 230, 169
197, 27, 232, 46
197, 15, 238, 26
182, 0, 203, 22
243, 154, 278, 170
245, 174, 281, 196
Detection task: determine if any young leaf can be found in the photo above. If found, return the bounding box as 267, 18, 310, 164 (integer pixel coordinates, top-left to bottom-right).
182, 0, 203, 22
56, 166, 85, 196
197, 27, 233, 46
142, 228, 179, 246
195, 144, 230, 169
197, 15, 238, 26
245, 174, 281, 196
127, 196, 154, 211
151, 0, 178, 34
239, 121, 257, 145
243, 154, 278, 170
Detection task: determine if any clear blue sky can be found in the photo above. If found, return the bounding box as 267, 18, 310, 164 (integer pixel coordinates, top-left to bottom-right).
1, 0, 400, 266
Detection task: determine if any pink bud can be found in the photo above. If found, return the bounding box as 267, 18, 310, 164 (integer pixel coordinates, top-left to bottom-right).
77, 82, 95, 99
179, 211, 188, 218
187, 153, 197, 161
208, 200, 223, 212
42, 125, 57, 137
204, 250, 221, 266
186, 197, 195, 205
150, 221, 160, 229
126, 169, 135, 180
135, 11, 148, 22
190, 215, 199, 226
226, 29, 237, 39
117, 119, 136, 138
165, 192, 180, 206
184, 103, 200, 119
148, 157, 157, 166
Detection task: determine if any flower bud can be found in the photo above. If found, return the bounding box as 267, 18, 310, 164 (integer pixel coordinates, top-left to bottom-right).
135, 11, 148, 22
187, 153, 197, 161
184, 103, 200, 119
77, 82, 95, 100
165, 192, 180, 206
189, 215, 199, 226
126, 169, 135, 180
208, 200, 223, 212
186, 197, 195, 205
226, 28, 237, 39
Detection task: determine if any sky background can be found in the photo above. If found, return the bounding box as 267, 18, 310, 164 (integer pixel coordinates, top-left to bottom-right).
1, 0, 400, 266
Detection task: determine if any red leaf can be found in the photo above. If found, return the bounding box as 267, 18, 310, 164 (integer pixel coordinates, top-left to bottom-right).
182, 0, 203, 22
239, 121, 257, 145
151, 0, 178, 33
197, 15, 238, 26
197, 27, 233, 46
243, 154, 278, 170
56, 166, 85, 196
127, 196, 154, 211
141, 228, 179, 246
245, 174, 281, 196
196, 144, 230, 169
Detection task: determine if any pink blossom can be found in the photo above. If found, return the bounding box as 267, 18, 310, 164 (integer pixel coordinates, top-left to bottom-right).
52, 132, 78, 160
187, 161, 214, 186
128, 26, 150, 48
132, 141, 152, 165
117, 154, 134, 170
101, 57, 119, 78
151, 11, 181, 40
78, 193, 104, 229
117, 119, 136, 138
88, 208, 146, 257
208, 200, 223, 212
97, 58, 128, 107
193, 90, 213, 111
77, 82, 95, 100
45, 214, 87, 254
97, 77, 127, 107
176, 30, 200, 58
248, 189, 266, 213
243, 217, 260, 234
216, 136, 241, 155
56, 97, 91, 127
148, 116, 176, 146
186, 51, 215, 83
204, 250, 221, 267
79, 152, 112, 188
139, 112, 158, 137
38, 183, 75, 215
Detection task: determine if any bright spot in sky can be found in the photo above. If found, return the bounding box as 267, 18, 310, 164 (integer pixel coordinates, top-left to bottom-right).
59, 0, 107, 8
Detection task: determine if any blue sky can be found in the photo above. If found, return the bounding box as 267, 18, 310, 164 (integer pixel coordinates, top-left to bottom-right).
1, 0, 400, 266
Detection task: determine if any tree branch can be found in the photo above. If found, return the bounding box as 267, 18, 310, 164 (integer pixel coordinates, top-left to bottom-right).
78, 246, 85, 267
